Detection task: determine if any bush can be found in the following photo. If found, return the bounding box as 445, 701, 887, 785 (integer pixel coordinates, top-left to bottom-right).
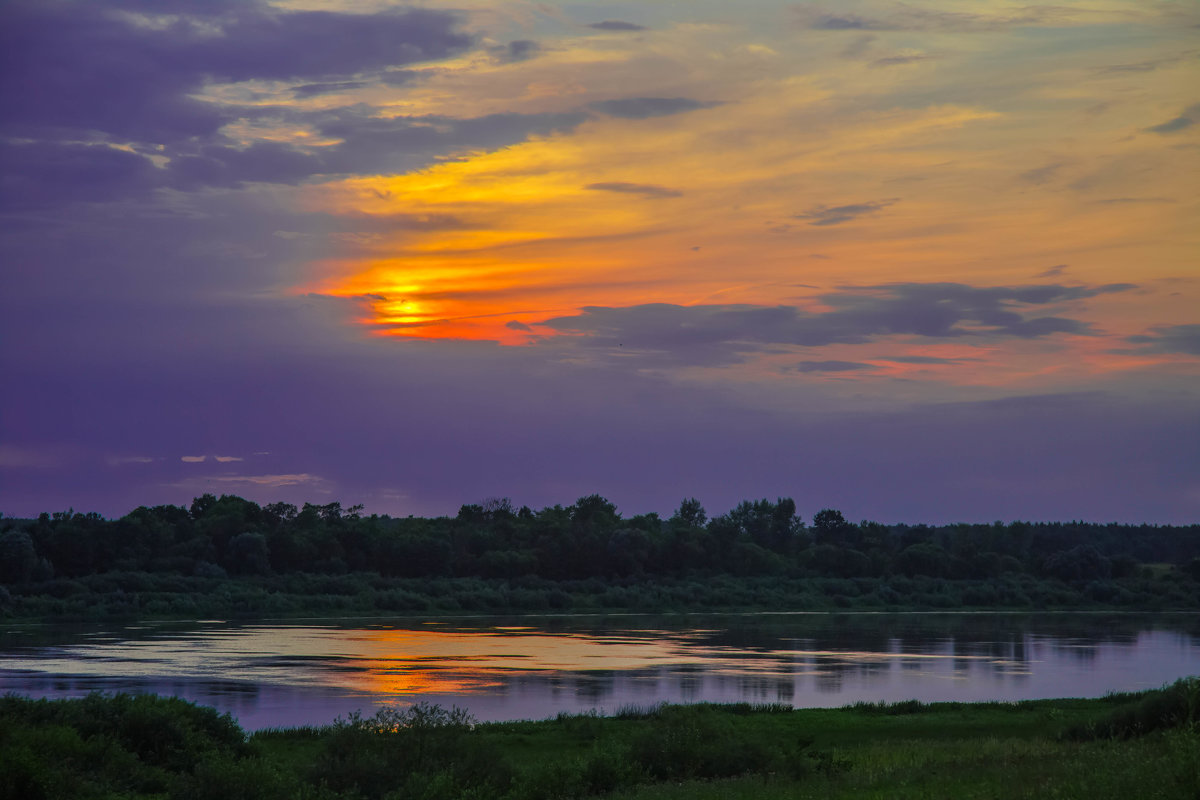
313, 704, 511, 798
626, 704, 816, 782
1065, 678, 1200, 740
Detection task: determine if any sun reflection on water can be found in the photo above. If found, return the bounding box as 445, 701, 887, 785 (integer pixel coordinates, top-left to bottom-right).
2, 614, 1197, 728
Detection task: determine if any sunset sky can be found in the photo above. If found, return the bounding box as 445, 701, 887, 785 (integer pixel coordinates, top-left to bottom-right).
2, 0, 1197, 522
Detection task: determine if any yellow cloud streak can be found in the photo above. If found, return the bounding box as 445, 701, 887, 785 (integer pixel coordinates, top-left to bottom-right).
307, 92, 1014, 342
296, 9, 1197, 372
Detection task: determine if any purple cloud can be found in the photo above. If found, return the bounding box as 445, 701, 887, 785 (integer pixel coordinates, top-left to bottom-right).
0, 3, 469, 142
538, 282, 1135, 366
796, 6, 1074, 33
590, 97, 722, 119
795, 199, 898, 226
586, 182, 682, 198
795, 360, 872, 372
587, 21, 646, 32
1123, 325, 1200, 356
1145, 103, 1200, 134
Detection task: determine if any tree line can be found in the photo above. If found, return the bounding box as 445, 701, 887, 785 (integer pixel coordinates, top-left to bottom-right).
2, 493, 1198, 587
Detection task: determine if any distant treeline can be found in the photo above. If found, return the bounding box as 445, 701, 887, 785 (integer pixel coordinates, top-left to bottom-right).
1, 494, 1198, 618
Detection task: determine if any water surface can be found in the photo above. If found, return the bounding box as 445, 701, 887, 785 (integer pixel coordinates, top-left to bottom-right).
2, 612, 1197, 729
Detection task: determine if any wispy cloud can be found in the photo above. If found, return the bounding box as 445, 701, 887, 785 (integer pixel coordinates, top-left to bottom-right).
879, 355, 966, 365
106, 455, 157, 466
1020, 163, 1065, 186
1093, 51, 1194, 75
0, 445, 61, 469
587, 21, 645, 32
1145, 103, 1200, 134
795, 360, 872, 373
492, 39, 541, 64
796, 6, 1089, 33
167, 473, 329, 492
1095, 197, 1177, 205
1122, 324, 1200, 356
871, 52, 935, 68
794, 199, 898, 226
538, 282, 1137, 366
589, 97, 721, 120
586, 182, 682, 198
291, 81, 368, 98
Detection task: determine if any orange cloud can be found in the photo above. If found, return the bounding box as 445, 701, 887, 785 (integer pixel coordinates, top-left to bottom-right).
291, 5, 1197, 387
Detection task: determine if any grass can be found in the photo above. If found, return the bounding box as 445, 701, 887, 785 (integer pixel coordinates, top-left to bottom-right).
2, 684, 1198, 799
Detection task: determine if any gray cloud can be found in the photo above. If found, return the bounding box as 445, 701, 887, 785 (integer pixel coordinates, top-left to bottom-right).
871, 54, 935, 68
309, 109, 588, 177
840, 34, 876, 59
1094, 52, 1194, 75
588, 20, 646, 31
797, 6, 1077, 33
11, 106, 591, 203
586, 182, 682, 198
156, 8, 471, 84
380, 69, 421, 87
809, 13, 880, 30
494, 39, 541, 63
165, 141, 326, 189
0, 3, 471, 143
0, 141, 164, 211
589, 97, 721, 120
795, 199, 898, 226
291, 81, 369, 98
1124, 325, 1200, 356
795, 360, 872, 373
1096, 197, 1176, 205
539, 282, 1137, 366
880, 355, 963, 364
1145, 103, 1200, 134
1038, 264, 1068, 278
1020, 163, 1064, 185
0, 0, 480, 208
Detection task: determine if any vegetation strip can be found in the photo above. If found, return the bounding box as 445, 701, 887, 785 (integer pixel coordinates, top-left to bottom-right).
2, 680, 1198, 799
3, 494, 1199, 621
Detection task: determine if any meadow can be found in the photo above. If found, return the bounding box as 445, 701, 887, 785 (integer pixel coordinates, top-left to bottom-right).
3, 679, 1198, 799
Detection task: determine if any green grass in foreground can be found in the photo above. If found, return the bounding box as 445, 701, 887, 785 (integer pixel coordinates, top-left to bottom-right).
2, 680, 1198, 799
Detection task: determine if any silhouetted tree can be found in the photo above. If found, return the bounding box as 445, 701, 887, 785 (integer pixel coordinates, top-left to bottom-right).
0, 530, 38, 582
812, 509, 857, 548
671, 498, 707, 529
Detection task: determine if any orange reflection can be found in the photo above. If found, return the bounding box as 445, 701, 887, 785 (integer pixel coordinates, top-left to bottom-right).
335, 626, 1005, 697
349, 627, 693, 695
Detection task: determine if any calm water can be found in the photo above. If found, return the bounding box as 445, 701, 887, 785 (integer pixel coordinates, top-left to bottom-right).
2, 613, 1197, 730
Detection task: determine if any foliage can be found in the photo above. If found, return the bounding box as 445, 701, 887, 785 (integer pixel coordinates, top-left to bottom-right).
3, 690, 1198, 799
2, 494, 1199, 620
1065, 678, 1200, 740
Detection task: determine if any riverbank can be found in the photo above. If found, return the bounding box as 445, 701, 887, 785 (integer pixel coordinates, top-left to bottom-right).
3, 681, 1198, 799
3, 569, 1197, 624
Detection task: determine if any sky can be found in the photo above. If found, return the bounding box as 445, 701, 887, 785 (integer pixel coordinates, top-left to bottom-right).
1, 0, 1197, 524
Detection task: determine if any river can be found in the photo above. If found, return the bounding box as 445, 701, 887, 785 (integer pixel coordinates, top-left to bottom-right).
2, 612, 1197, 729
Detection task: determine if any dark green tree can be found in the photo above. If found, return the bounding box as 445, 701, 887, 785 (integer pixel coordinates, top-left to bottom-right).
0, 530, 39, 582
671, 498, 707, 528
